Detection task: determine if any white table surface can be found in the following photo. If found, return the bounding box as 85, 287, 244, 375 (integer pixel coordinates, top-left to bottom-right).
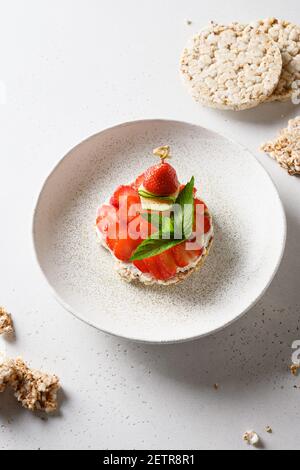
0, 0, 300, 451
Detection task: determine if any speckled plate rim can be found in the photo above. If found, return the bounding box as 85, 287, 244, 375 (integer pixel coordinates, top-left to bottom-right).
32, 118, 287, 344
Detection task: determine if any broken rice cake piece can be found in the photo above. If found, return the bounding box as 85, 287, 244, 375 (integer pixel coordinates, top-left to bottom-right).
0, 355, 60, 413
0, 307, 14, 336
12, 357, 60, 413
261, 116, 300, 175
0, 355, 17, 392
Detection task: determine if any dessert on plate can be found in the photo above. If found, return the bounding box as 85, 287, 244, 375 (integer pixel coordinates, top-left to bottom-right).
96, 146, 214, 285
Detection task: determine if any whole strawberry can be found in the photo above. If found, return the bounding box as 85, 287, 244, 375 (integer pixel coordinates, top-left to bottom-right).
142, 146, 180, 196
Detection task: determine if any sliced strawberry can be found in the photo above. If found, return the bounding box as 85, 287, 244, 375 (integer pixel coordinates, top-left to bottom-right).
106, 215, 143, 256
133, 259, 149, 273
110, 185, 140, 209
194, 198, 206, 213
106, 221, 120, 251
194, 199, 205, 226
96, 204, 118, 224
192, 247, 204, 259
186, 236, 203, 252
132, 173, 145, 190
96, 204, 118, 236
143, 257, 162, 280
204, 215, 211, 234
96, 218, 109, 236
113, 237, 141, 262
172, 243, 191, 268
143, 162, 179, 196
126, 203, 141, 224
156, 250, 177, 280
186, 245, 203, 262
193, 198, 208, 233
173, 241, 203, 268
127, 216, 142, 241
111, 185, 141, 225
106, 235, 117, 252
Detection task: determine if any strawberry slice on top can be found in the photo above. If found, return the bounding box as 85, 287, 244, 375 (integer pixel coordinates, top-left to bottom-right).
142, 162, 179, 196
141, 146, 180, 197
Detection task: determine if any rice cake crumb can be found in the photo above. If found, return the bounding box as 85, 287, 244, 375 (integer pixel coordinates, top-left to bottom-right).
290, 363, 300, 376
261, 116, 300, 175
0, 355, 60, 413
243, 430, 260, 446
180, 22, 282, 110
0, 307, 14, 336
265, 426, 273, 433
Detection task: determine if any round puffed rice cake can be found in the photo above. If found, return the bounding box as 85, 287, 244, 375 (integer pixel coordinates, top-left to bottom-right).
180, 22, 282, 111
251, 18, 300, 102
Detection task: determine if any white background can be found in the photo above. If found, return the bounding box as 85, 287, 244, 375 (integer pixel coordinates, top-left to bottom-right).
0, 0, 300, 450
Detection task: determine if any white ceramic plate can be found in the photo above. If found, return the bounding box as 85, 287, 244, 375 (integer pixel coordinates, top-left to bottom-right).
33, 119, 286, 343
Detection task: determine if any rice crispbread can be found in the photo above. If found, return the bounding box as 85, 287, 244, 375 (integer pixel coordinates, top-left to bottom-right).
251, 18, 300, 102
180, 22, 282, 110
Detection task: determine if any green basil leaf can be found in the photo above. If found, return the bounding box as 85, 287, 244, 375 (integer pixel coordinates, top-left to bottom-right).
141, 212, 174, 235
176, 177, 194, 239
130, 237, 184, 261
140, 212, 161, 228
